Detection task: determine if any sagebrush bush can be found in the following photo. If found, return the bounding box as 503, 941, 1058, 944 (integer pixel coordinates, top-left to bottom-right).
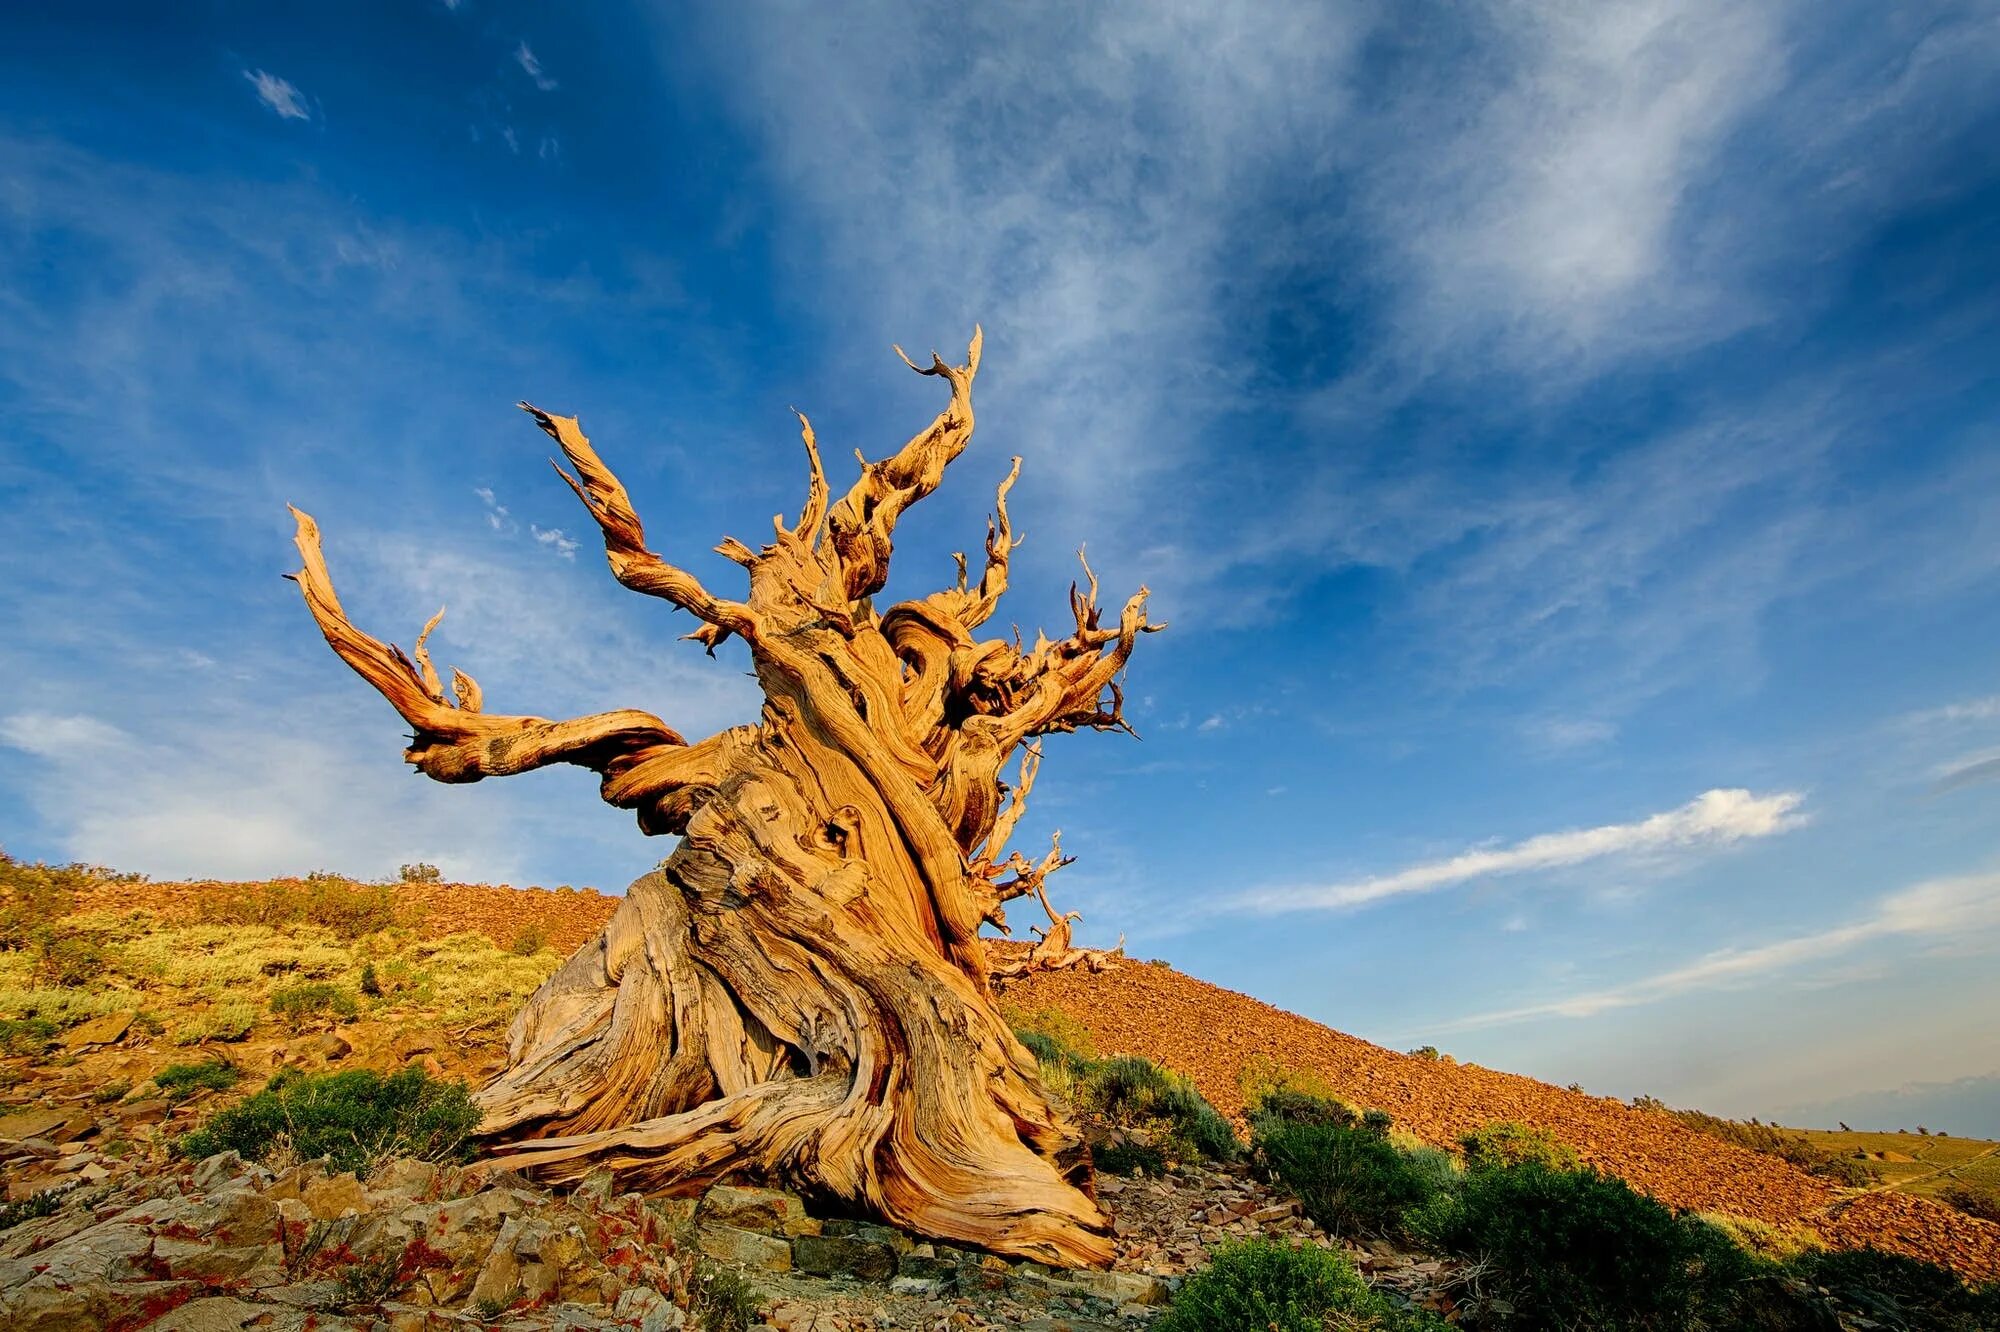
268, 981, 358, 1026
1409, 1161, 1752, 1330
156, 1058, 241, 1100
1938, 1181, 2000, 1225
1095, 1139, 1168, 1176
178, 1066, 480, 1174
1238, 1053, 1350, 1113
194, 877, 401, 938
1787, 1248, 2000, 1331
1460, 1120, 1582, 1173
1157, 1238, 1446, 1332
1258, 1119, 1443, 1238
0, 1015, 59, 1056
1013, 1030, 1238, 1164
1003, 1003, 1099, 1061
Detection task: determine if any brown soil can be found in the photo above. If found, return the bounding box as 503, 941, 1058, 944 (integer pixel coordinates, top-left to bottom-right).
64, 876, 2000, 1283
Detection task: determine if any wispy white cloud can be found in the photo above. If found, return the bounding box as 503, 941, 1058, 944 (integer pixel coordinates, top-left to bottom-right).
1366, 1, 1784, 367
1444, 869, 2000, 1028
1931, 749, 2000, 796
243, 69, 311, 121
1907, 694, 2000, 727
1239, 788, 1807, 913
515, 41, 558, 92
531, 524, 578, 559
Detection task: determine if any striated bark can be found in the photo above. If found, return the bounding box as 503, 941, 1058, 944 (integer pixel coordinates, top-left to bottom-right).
287, 330, 1158, 1266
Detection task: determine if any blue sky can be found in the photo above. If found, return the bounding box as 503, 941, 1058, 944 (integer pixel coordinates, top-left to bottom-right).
4, 2, 2000, 1133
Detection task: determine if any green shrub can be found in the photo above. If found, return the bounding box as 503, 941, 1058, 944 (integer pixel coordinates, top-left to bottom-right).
1410, 1161, 1751, 1330
0, 1182, 76, 1232
1786, 1248, 2000, 1331
0, 1015, 59, 1056
1095, 1139, 1167, 1176
687, 1260, 761, 1332
1083, 1055, 1239, 1161
194, 877, 400, 938
31, 927, 107, 988
1249, 1087, 1358, 1133
178, 1066, 480, 1174
1259, 1119, 1444, 1238
508, 924, 547, 957
398, 863, 441, 884
269, 981, 358, 1026
1157, 1238, 1446, 1332
1938, 1181, 2000, 1225
1460, 1121, 1582, 1173
155, 1058, 241, 1100
358, 962, 382, 997
1003, 1003, 1099, 1061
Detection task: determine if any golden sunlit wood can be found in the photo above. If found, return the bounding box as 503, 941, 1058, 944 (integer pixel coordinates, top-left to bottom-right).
287, 330, 1154, 1266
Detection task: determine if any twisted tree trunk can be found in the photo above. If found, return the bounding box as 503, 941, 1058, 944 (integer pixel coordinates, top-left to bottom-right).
288, 331, 1156, 1266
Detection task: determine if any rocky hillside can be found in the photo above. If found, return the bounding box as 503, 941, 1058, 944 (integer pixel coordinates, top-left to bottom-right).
30, 873, 2000, 1286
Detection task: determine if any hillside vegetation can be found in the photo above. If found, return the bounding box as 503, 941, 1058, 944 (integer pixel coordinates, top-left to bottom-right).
5, 856, 2000, 1302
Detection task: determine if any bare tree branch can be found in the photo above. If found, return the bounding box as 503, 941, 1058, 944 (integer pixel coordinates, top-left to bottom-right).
523, 404, 757, 643
287, 507, 692, 788
826, 328, 983, 601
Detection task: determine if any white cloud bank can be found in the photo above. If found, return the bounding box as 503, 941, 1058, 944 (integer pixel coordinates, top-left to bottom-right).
1447, 869, 2000, 1029
243, 70, 310, 121
1238, 788, 1807, 913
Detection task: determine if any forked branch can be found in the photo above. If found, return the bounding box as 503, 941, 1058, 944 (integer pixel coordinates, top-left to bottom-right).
827, 328, 983, 602
524, 405, 757, 648
287, 507, 692, 789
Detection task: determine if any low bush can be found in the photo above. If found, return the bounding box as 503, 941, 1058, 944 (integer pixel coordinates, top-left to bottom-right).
155, 1058, 240, 1100
1157, 1238, 1446, 1332
687, 1260, 761, 1332
169, 1001, 258, 1045
0, 1014, 59, 1056
194, 877, 401, 938
178, 1066, 480, 1174
1938, 1181, 2000, 1225
398, 863, 441, 884
1238, 1053, 1350, 1113
1409, 1161, 1751, 1330
508, 924, 547, 957
30, 926, 108, 988
1014, 1030, 1238, 1164
1786, 1248, 2000, 1331
1086, 1055, 1239, 1161
1095, 1139, 1167, 1176
269, 981, 358, 1026
1259, 1119, 1443, 1238
1460, 1120, 1582, 1173
1003, 1003, 1099, 1061
0, 1182, 76, 1233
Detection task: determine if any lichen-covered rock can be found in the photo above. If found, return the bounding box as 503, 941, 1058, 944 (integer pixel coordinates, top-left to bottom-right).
696, 1223, 793, 1272
699, 1185, 821, 1238
791, 1232, 898, 1282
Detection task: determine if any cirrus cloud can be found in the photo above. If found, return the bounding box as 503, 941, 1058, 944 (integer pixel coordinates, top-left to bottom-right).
1238, 787, 1807, 913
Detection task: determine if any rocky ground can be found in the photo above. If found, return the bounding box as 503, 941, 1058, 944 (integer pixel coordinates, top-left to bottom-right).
0, 1099, 1457, 1331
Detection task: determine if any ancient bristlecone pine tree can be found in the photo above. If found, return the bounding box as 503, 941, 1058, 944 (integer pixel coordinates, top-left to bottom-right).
288, 330, 1156, 1266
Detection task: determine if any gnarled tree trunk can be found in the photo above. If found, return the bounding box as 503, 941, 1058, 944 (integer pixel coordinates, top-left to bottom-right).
287, 331, 1156, 1267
